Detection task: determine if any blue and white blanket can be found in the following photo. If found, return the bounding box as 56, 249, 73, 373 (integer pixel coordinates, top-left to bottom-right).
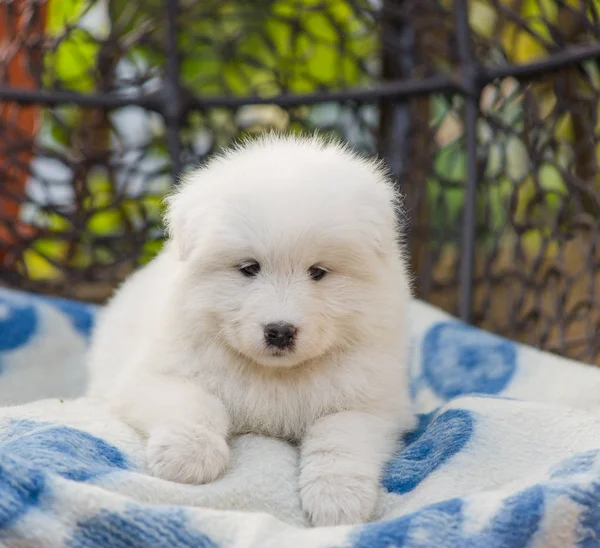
1, 286, 600, 547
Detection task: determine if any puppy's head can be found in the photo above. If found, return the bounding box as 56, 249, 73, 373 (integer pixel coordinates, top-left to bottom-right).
165, 134, 409, 368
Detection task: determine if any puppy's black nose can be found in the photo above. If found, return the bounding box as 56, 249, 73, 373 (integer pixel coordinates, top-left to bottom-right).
264, 323, 297, 349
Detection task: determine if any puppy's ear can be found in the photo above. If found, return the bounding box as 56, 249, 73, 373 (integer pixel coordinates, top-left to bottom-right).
163, 180, 207, 261
364, 216, 398, 259
360, 182, 402, 259
164, 190, 189, 261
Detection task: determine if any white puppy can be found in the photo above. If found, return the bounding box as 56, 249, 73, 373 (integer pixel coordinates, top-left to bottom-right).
86, 134, 415, 527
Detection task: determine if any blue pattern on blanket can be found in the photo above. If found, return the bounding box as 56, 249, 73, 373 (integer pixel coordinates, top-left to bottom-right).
69, 507, 218, 548
0, 289, 97, 365
353, 486, 545, 548
0, 419, 131, 481
0, 451, 46, 528
422, 322, 517, 399
38, 294, 96, 339
569, 482, 600, 548
0, 295, 38, 354
550, 450, 599, 478
0, 287, 600, 547
384, 409, 474, 494
0, 418, 131, 531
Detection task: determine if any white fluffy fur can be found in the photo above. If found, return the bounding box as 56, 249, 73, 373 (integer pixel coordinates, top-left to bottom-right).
86, 134, 416, 527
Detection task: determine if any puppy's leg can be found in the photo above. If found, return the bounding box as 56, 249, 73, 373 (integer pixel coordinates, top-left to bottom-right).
300, 411, 402, 526
107, 370, 231, 485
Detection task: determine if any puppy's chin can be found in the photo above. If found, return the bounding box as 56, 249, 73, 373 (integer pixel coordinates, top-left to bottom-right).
228, 342, 319, 370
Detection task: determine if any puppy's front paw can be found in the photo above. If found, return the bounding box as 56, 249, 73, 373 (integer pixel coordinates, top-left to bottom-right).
300, 472, 378, 527
147, 423, 230, 485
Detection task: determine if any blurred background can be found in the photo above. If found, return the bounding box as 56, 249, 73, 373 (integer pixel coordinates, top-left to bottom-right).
0, 0, 599, 363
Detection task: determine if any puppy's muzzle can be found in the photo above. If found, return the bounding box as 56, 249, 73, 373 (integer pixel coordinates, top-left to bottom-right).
264, 322, 297, 349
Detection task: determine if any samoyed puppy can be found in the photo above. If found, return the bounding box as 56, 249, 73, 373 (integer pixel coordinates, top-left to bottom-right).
86, 134, 415, 526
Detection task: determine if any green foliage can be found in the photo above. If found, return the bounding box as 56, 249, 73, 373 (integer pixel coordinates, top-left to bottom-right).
423, 0, 600, 252
111, 0, 376, 96
45, 0, 101, 91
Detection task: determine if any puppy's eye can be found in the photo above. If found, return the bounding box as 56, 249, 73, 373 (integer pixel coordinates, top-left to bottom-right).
240, 261, 261, 277
308, 266, 327, 281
